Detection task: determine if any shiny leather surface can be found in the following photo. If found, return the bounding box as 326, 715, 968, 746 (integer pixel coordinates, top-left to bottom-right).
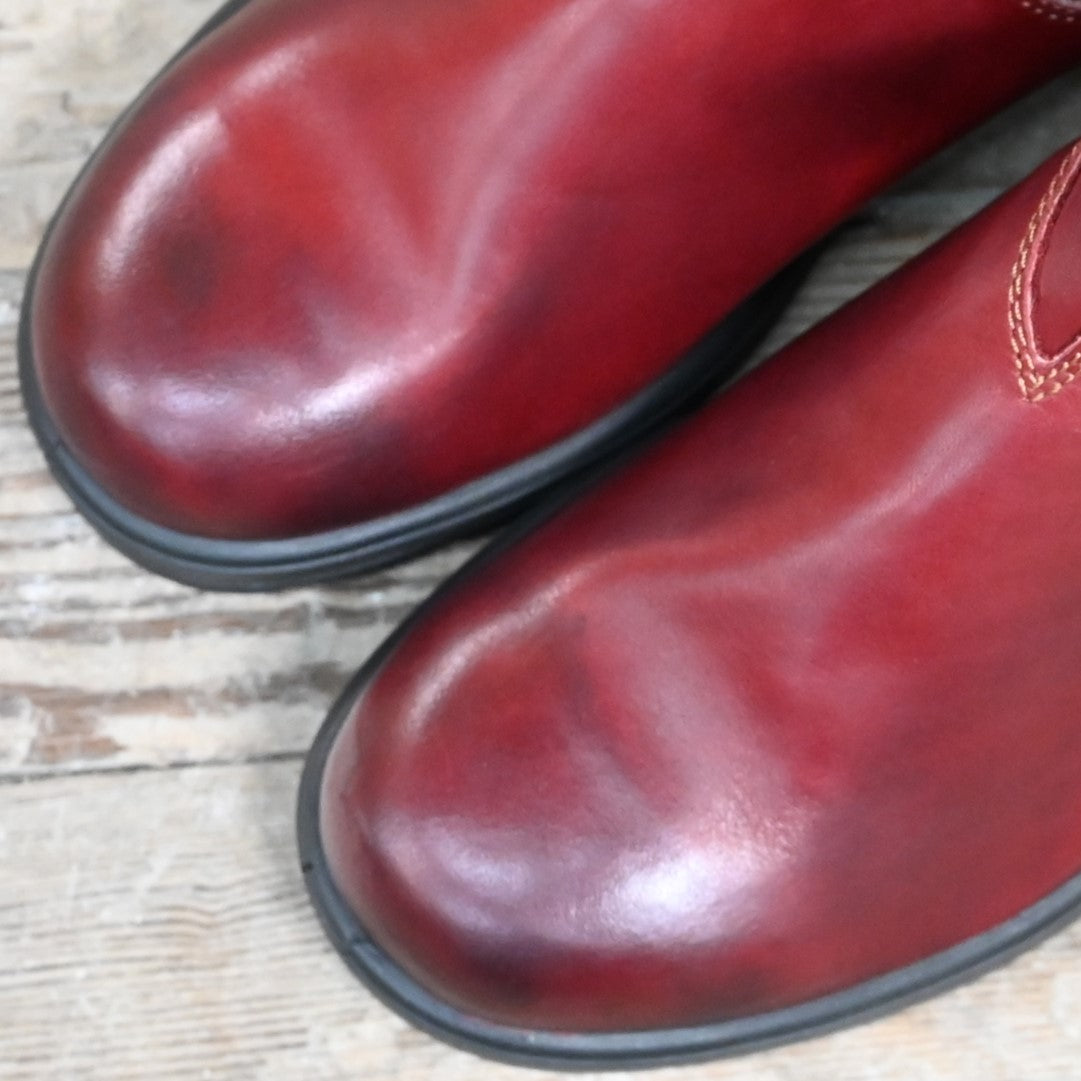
320, 144, 1081, 1032
30, 0, 1081, 538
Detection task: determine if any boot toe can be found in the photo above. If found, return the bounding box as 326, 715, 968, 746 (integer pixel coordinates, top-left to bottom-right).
316, 566, 840, 1033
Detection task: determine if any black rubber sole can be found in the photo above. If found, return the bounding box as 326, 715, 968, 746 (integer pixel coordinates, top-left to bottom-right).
297, 518, 1081, 1070
17, 0, 815, 592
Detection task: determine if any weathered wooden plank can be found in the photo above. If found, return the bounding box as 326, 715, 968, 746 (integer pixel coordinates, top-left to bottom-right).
1, 763, 1080, 1081
0, 538, 481, 776
0, 0, 218, 268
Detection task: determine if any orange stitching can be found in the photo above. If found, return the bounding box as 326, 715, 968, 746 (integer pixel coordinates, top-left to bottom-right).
1019, 0, 1081, 23
1009, 142, 1081, 403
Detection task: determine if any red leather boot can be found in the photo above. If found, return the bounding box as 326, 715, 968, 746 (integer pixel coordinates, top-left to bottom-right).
20, 0, 1081, 588
301, 138, 1081, 1067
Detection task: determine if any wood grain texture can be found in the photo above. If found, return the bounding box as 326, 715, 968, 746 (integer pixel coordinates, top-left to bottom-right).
2, 1, 1081, 1076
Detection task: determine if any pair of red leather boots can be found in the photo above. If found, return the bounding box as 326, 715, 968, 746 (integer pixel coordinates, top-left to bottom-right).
20, 0, 1081, 1068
